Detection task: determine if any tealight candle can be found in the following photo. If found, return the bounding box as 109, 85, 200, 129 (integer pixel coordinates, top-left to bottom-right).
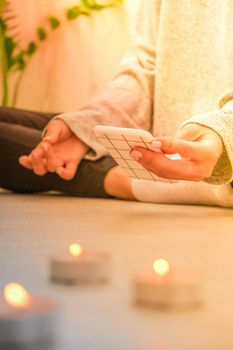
133, 258, 202, 309
50, 243, 111, 284
0, 282, 57, 348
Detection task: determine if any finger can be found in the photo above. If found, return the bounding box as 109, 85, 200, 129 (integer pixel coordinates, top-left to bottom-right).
135, 149, 205, 181
18, 155, 32, 170
42, 143, 63, 172
56, 162, 78, 180
151, 137, 208, 159
31, 147, 47, 176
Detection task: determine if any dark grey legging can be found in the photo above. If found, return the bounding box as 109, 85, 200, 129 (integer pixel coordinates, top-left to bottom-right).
0, 107, 117, 198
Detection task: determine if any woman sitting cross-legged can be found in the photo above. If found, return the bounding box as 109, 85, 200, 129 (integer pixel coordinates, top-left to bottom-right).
0, 0, 233, 208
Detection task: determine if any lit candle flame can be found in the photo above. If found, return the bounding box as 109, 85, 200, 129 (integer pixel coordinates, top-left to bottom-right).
69, 243, 83, 257
153, 258, 170, 276
3, 282, 31, 308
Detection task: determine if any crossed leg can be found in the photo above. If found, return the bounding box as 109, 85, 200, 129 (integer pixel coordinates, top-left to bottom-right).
0, 107, 134, 199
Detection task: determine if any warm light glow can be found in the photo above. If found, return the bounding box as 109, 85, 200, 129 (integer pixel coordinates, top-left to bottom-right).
3, 283, 31, 308
69, 243, 83, 257
153, 258, 170, 276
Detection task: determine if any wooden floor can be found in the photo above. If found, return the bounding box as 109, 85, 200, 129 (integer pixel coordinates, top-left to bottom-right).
0, 191, 233, 350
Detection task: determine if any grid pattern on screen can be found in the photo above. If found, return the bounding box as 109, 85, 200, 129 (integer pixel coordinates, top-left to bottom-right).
96, 133, 166, 182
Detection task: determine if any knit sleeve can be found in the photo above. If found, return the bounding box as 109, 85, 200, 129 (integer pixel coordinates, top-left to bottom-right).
44, 0, 161, 160
181, 90, 233, 184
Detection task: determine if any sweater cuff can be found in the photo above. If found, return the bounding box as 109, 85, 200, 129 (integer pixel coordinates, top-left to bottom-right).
41, 112, 109, 161
181, 110, 233, 184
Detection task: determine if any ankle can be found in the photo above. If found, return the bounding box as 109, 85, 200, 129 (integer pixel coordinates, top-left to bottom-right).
103, 166, 135, 200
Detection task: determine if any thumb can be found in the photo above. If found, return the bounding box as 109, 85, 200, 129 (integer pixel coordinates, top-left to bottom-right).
154, 136, 203, 159
43, 120, 68, 144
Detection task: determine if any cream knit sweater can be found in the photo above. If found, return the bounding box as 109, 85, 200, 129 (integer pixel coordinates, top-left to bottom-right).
55, 0, 233, 185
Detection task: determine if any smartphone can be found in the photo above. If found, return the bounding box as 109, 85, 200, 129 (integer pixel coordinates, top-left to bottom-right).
93, 125, 179, 182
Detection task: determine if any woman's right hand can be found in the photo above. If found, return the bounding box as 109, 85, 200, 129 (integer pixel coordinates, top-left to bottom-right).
19, 119, 89, 180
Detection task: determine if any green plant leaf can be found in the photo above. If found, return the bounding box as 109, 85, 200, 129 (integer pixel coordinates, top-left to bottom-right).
27, 42, 37, 55
37, 27, 47, 41
67, 6, 81, 20
14, 51, 26, 70
0, 17, 7, 32
49, 16, 60, 29
81, 0, 90, 7
4, 36, 16, 70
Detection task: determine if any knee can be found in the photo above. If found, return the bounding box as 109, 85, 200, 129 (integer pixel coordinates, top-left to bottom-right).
0, 122, 17, 141
0, 107, 14, 123
0, 122, 40, 147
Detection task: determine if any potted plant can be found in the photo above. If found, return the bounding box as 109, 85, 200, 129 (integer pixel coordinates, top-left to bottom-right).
0, 0, 124, 107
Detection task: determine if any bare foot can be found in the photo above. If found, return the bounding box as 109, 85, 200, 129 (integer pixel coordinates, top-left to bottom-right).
103, 166, 136, 200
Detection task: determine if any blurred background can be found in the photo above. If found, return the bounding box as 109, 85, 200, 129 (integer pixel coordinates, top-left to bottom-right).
0, 0, 140, 112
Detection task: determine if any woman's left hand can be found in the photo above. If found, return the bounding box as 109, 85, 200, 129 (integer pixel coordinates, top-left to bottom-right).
130, 123, 224, 181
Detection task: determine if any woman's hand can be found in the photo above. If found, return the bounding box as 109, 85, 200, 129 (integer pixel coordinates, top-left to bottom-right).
130, 123, 224, 181
19, 119, 89, 180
